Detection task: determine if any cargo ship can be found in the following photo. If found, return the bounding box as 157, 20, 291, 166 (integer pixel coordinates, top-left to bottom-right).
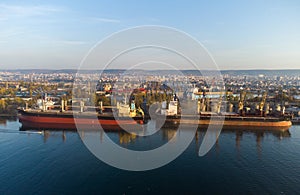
156, 94, 292, 131
18, 99, 145, 130
157, 113, 292, 131
18, 109, 145, 130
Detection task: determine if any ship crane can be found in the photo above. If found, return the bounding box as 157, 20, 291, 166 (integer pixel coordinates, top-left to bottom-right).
217, 92, 223, 113
238, 90, 246, 116
259, 91, 267, 116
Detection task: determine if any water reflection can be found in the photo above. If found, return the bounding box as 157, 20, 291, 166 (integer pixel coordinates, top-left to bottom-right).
219, 128, 291, 140
19, 125, 291, 149
41, 130, 69, 143
0, 116, 17, 125
119, 131, 137, 144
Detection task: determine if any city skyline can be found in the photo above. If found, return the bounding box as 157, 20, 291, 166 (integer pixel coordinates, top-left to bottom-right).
0, 0, 299, 70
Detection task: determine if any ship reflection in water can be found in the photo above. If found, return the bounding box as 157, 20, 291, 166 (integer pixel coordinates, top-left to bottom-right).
20, 123, 291, 154
0, 116, 17, 126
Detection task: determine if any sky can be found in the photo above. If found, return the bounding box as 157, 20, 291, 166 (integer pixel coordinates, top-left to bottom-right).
0, 0, 299, 70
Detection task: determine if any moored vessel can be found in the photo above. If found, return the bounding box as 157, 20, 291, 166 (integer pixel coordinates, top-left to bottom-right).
155, 93, 292, 131
18, 98, 145, 130
18, 109, 145, 130
157, 113, 292, 131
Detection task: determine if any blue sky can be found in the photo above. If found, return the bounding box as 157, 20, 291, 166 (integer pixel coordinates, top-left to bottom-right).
0, 0, 299, 70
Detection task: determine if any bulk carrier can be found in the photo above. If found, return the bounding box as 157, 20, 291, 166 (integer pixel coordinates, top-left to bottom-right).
18, 98, 145, 130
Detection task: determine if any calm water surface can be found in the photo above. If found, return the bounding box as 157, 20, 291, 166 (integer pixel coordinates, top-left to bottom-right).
1, 118, 300, 194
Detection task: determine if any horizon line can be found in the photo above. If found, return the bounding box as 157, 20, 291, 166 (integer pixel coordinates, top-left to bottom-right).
1, 68, 300, 71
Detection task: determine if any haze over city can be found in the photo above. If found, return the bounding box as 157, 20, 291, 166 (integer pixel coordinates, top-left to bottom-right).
0, 0, 299, 70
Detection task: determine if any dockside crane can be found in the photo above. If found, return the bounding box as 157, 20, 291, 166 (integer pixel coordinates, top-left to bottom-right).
238, 90, 246, 116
